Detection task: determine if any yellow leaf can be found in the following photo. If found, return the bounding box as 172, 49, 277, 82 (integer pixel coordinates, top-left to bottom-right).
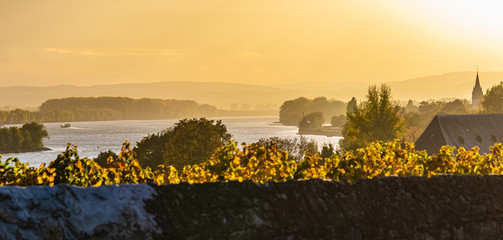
93, 180, 103, 187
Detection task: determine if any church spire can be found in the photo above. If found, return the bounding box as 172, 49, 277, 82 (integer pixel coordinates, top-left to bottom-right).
475, 65, 481, 88
472, 67, 483, 109
475, 71, 480, 87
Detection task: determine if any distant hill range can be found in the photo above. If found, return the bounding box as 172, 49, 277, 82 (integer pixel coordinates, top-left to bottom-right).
0, 82, 302, 110
389, 71, 503, 101
272, 71, 503, 102
2, 71, 503, 109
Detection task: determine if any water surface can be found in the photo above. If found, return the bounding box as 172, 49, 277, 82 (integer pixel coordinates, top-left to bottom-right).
2, 116, 341, 166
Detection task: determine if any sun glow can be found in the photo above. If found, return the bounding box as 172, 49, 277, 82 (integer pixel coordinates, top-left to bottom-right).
391, 0, 503, 45
0, 0, 502, 89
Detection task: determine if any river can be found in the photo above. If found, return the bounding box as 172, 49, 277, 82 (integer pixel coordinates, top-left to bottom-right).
1, 116, 341, 166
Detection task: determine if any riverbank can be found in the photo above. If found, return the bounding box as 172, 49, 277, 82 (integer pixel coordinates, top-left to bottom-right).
298, 126, 342, 137
0, 147, 51, 155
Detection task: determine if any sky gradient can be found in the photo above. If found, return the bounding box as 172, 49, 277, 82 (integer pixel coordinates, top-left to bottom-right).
1, 0, 502, 87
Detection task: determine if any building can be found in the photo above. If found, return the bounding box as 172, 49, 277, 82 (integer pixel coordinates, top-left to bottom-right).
415, 114, 503, 155
472, 71, 483, 109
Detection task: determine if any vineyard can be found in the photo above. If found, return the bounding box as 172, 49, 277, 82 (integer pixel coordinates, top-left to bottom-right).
2, 140, 503, 186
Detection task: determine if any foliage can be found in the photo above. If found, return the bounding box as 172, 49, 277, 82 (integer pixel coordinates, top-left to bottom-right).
0, 157, 39, 186
135, 118, 232, 170
134, 130, 172, 170
256, 136, 318, 161
163, 118, 232, 170
20, 122, 49, 149
330, 114, 346, 128
0, 122, 48, 153
406, 99, 471, 128
181, 142, 297, 184
300, 112, 324, 129
5, 139, 503, 186
482, 82, 503, 113
402, 99, 472, 142
279, 97, 346, 126
46, 144, 106, 186
340, 84, 406, 151
39, 97, 205, 120
0, 141, 158, 187
93, 150, 119, 168
320, 144, 335, 159
441, 99, 471, 114
0, 97, 220, 124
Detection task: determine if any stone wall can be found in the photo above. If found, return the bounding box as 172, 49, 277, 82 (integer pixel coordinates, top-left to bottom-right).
0, 184, 159, 240
2, 176, 503, 239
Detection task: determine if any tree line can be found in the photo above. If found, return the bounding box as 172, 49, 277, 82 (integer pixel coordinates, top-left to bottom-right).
340, 81, 503, 152
0, 97, 219, 124
278, 81, 503, 153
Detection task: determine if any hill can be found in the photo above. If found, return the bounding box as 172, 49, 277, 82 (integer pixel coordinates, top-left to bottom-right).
0, 82, 303, 110
2, 72, 503, 110
272, 71, 503, 102
388, 71, 503, 100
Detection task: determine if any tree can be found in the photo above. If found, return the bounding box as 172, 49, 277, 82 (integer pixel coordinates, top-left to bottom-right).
134, 130, 172, 169
330, 114, 346, 128
482, 82, 503, 113
347, 97, 357, 113
163, 118, 232, 170
0, 122, 48, 153
340, 84, 406, 151
440, 99, 470, 114
7, 127, 23, 153
302, 112, 324, 129
20, 122, 48, 150
320, 143, 335, 158
93, 150, 119, 168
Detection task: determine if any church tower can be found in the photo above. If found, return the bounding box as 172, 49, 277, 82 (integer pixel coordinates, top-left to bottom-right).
471, 69, 483, 109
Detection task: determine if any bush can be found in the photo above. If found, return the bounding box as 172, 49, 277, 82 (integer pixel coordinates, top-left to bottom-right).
93, 150, 119, 168
134, 130, 172, 170
163, 118, 232, 170
256, 136, 318, 161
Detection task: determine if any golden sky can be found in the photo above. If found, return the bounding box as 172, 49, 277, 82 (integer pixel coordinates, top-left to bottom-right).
0, 0, 502, 87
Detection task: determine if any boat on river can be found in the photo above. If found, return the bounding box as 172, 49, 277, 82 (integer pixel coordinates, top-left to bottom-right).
60, 123, 72, 128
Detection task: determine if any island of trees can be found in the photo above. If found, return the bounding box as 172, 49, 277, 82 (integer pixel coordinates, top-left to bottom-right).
0, 96, 277, 124
0, 97, 218, 124
0, 122, 48, 153
279, 97, 346, 126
